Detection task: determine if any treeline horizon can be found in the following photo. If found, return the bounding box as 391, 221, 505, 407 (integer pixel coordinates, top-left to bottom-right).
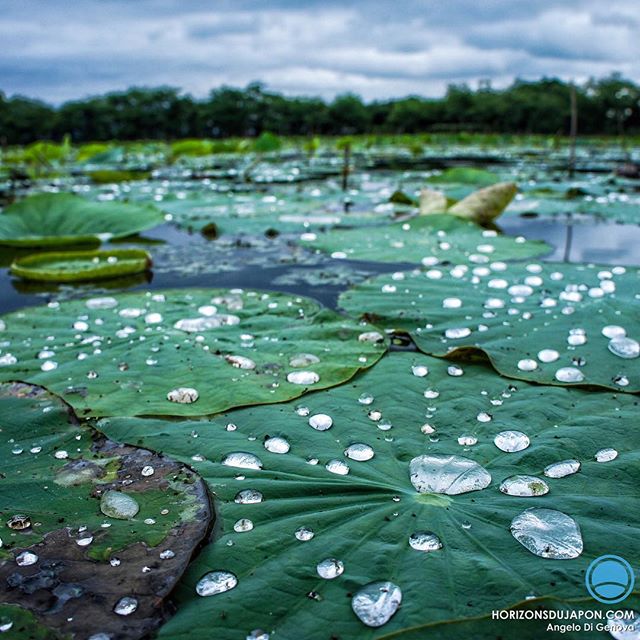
1, 73, 639, 145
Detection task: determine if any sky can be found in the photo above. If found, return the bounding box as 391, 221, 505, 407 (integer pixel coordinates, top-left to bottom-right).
1, 0, 639, 104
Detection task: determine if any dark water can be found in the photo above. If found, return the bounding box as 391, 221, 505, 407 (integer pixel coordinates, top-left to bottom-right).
1, 214, 639, 315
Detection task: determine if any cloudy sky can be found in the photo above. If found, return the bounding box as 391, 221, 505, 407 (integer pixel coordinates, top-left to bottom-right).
1, 0, 639, 104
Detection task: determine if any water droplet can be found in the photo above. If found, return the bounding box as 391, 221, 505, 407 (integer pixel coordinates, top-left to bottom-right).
411, 365, 429, 377
351, 581, 402, 628
409, 454, 491, 495
167, 387, 199, 404
510, 508, 583, 559
442, 297, 462, 309
16, 551, 38, 566
114, 596, 138, 616
196, 571, 238, 596
0, 619, 14, 633
608, 337, 640, 359
457, 434, 477, 446
40, 360, 58, 372
287, 371, 319, 385
246, 630, 270, 640
308, 414, 333, 431
295, 405, 310, 416
7, 515, 31, 530
595, 448, 618, 463
409, 531, 442, 552
554, 367, 584, 383
602, 325, 626, 339
295, 526, 314, 541
233, 518, 254, 533
289, 353, 320, 367
607, 611, 640, 639
325, 459, 350, 475
0, 354, 17, 367
358, 331, 384, 343
447, 365, 464, 377
234, 489, 263, 504
500, 475, 549, 497
445, 327, 471, 339
316, 558, 344, 579
476, 412, 492, 423
222, 452, 263, 470
100, 491, 140, 520
544, 459, 581, 478
225, 355, 256, 369
358, 393, 374, 405
517, 358, 538, 372
344, 443, 375, 461
160, 550, 175, 560
76, 535, 94, 546
494, 430, 530, 453
537, 349, 560, 363
174, 315, 240, 332
263, 436, 290, 454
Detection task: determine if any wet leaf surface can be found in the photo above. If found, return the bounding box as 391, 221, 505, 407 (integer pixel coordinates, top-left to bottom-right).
339, 261, 640, 392
0, 383, 212, 639
0, 288, 387, 417
97, 353, 640, 639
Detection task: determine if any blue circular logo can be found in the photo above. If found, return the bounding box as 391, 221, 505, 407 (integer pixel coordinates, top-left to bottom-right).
586, 555, 635, 604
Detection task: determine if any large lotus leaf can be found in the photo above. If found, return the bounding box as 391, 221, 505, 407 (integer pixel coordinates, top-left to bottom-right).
426, 166, 500, 186
0, 288, 386, 417
303, 214, 550, 264
158, 186, 408, 236
339, 261, 640, 392
0, 193, 164, 247
0, 382, 211, 639
97, 352, 640, 640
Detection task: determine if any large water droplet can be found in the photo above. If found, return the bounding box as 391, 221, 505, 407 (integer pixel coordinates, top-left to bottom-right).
225, 355, 257, 369
114, 596, 138, 616
608, 337, 640, 359
222, 452, 263, 470
602, 325, 626, 339
167, 387, 199, 404
196, 571, 238, 596
16, 551, 38, 566
595, 448, 618, 463
308, 414, 333, 431
411, 365, 429, 377
325, 459, 350, 475
295, 526, 315, 541
445, 327, 471, 339
100, 491, 139, 520
500, 475, 549, 497
544, 459, 581, 478
174, 315, 240, 332
316, 558, 344, 579
554, 367, 584, 383
538, 349, 560, 363
510, 508, 583, 559
234, 489, 263, 504
351, 581, 402, 628
289, 353, 320, 367
263, 436, 290, 454
287, 371, 320, 385
344, 443, 374, 461
517, 358, 538, 372
409, 531, 442, 552
86, 296, 118, 310
409, 454, 491, 495
233, 518, 254, 533
494, 430, 530, 452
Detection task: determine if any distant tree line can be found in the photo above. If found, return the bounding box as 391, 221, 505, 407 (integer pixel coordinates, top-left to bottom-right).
1, 74, 639, 145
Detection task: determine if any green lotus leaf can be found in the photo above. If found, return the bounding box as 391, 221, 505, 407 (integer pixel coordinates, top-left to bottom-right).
98, 352, 640, 639
0, 382, 211, 639
339, 261, 640, 392
10, 248, 151, 282
426, 167, 500, 186
0, 288, 386, 417
0, 193, 164, 247
302, 214, 550, 264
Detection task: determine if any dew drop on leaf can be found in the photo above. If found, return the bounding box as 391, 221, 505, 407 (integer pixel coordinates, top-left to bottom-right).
316, 558, 344, 579
544, 459, 581, 478
408, 531, 442, 552
499, 475, 549, 497
510, 507, 583, 559
222, 452, 263, 470
494, 430, 530, 452
351, 581, 402, 628
409, 454, 491, 495
196, 571, 238, 597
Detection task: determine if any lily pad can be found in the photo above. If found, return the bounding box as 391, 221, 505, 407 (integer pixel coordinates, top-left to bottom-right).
98, 352, 640, 639
10, 249, 151, 282
0, 288, 386, 417
302, 214, 550, 264
0, 193, 164, 247
0, 382, 211, 639
426, 167, 500, 186
339, 261, 640, 392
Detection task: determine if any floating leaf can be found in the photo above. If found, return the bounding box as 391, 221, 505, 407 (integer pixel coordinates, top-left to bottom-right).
0, 288, 386, 417
99, 352, 640, 639
339, 261, 640, 392
303, 214, 549, 264
426, 167, 500, 186
10, 249, 151, 282
0, 382, 211, 639
0, 193, 164, 247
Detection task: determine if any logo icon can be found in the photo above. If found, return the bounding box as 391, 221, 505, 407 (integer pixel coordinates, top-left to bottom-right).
586, 555, 635, 604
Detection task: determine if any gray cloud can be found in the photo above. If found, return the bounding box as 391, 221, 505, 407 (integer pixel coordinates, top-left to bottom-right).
1, 0, 638, 104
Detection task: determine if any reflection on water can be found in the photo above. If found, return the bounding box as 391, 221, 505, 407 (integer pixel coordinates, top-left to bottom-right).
0, 215, 639, 315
